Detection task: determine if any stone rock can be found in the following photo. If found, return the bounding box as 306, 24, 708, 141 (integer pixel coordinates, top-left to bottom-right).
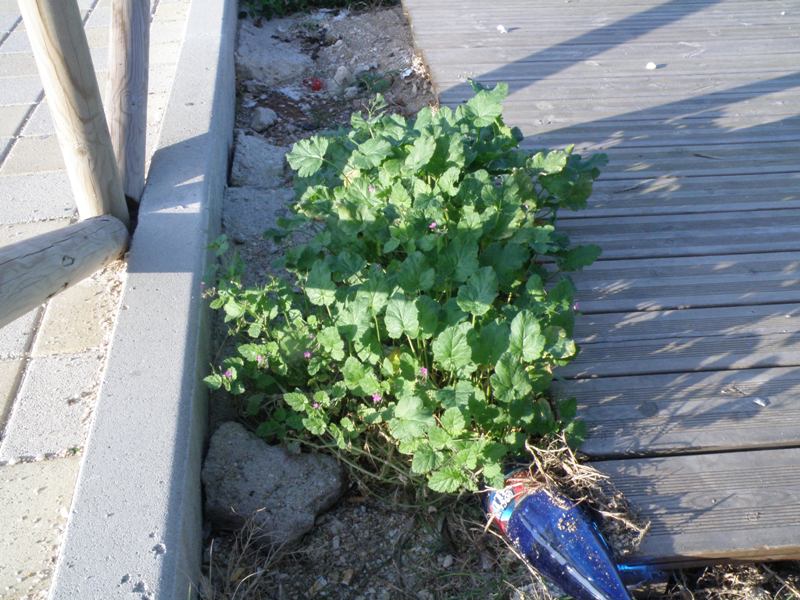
202, 422, 345, 547
251, 106, 278, 131
236, 19, 314, 88
222, 186, 292, 242
344, 86, 360, 100
230, 131, 287, 189
333, 65, 353, 88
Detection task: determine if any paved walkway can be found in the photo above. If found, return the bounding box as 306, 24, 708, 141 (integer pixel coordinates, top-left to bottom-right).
405, 0, 800, 565
0, 0, 189, 597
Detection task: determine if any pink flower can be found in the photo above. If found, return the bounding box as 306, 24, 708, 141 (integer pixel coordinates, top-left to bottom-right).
419, 367, 428, 379
312, 402, 320, 409
303, 351, 312, 359
428, 221, 437, 230
223, 369, 233, 379
371, 392, 383, 404
256, 354, 265, 366
572, 302, 580, 312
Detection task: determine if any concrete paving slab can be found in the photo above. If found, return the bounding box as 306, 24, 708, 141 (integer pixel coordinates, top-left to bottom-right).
0, 29, 29, 52
150, 20, 187, 46
150, 40, 183, 64
84, 5, 111, 29
0, 219, 70, 246
154, 2, 190, 21
0, 74, 41, 105
0, 134, 64, 174
0, 102, 27, 136
0, 308, 39, 359
18, 99, 51, 136
0, 352, 104, 461
33, 267, 122, 357
0, 51, 37, 77
0, 12, 19, 33
0, 358, 23, 429
0, 457, 80, 600
0, 172, 75, 224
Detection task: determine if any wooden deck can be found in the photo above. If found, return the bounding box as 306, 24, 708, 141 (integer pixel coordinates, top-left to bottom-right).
403, 0, 800, 566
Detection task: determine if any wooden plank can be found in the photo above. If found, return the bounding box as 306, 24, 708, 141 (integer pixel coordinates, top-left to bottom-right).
562, 303, 800, 378
0, 215, 128, 328
570, 251, 800, 313
594, 449, 800, 565
570, 173, 800, 218
420, 42, 800, 65
559, 209, 800, 259
18, 0, 129, 226
500, 90, 800, 126
575, 303, 800, 344
435, 73, 800, 103
527, 121, 800, 152
106, 0, 150, 203
556, 368, 800, 456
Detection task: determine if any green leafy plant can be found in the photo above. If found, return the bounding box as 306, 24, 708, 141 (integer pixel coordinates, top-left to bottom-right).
206, 84, 606, 493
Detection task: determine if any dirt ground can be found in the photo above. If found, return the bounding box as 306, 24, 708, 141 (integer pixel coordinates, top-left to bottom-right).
201, 5, 800, 600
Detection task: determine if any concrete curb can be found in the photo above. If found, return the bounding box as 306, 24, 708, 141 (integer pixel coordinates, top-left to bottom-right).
50, 0, 236, 597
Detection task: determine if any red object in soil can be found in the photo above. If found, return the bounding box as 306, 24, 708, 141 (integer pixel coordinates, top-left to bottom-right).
303, 77, 324, 92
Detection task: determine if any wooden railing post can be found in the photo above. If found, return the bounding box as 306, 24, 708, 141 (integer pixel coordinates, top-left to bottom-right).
0, 217, 129, 328
106, 0, 150, 203
17, 0, 130, 227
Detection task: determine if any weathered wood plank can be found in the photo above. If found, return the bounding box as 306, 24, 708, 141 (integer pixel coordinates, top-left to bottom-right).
575, 304, 800, 344
18, 0, 129, 226
594, 449, 800, 565
571, 173, 800, 218
555, 368, 800, 456
563, 303, 800, 378
404, 0, 800, 562
106, 0, 150, 203
570, 251, 800, 313
560, 209, 800, 259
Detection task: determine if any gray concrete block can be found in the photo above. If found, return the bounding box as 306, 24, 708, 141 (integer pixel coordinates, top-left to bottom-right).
33, 265, 122, 356
0, 307, 40, 360
0, 74, 42, 105
0, 358, 23, 430
0, 52, 37, 77
20, 100, 53, 136
0, 135, 64, 174
50, 0, 237, 598
84, 5, 111, 29
0, 219, 70, 247
0, 12, 19, 33
0, 104, 29, 136
0, 172, 76, 224
0, 30, 30, 52
0, 457, 80, 600
154, 2, 190, 21
0, 352, 103, 461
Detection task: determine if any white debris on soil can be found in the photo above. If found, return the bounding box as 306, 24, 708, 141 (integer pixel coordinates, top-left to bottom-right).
645, 61, 657, 70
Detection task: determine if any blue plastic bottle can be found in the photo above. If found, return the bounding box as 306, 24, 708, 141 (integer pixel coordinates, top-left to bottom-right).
485, 469, 633, 600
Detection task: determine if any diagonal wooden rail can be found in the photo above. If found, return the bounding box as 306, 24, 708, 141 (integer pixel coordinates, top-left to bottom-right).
404, 0, 800, 566
0, 0, 149, 329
